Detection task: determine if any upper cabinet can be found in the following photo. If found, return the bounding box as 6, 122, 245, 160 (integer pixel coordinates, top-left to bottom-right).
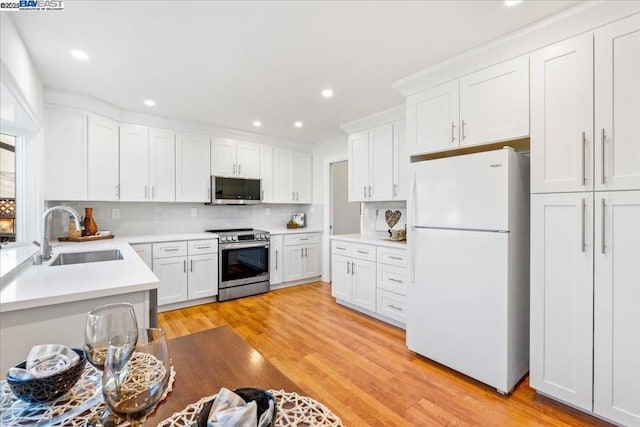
532, 15, 640, 194
259, 145, 273, 202
348, 120, 406, 202
44, 107, 87, 201
120, 124, 175, 202
406, 56, 529, 156
211, 138, 260, 179
176, 134, 211, 202
88, 114, 119, 201
273, 148, 312, 204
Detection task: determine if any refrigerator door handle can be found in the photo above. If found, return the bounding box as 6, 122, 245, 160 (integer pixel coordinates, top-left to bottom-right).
408, 171, 417, 284
581, 198, 586, 252
581, 131, 587, 186
601, 197, 606, 254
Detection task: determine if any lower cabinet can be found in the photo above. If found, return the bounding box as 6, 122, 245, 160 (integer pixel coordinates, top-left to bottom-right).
281, 233, 321, 284
153, 256, 189, 305
269, 235, 283, 285
332, 253, 376, 310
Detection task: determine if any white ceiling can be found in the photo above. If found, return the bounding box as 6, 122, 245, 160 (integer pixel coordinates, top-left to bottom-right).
11, 0, 579, 143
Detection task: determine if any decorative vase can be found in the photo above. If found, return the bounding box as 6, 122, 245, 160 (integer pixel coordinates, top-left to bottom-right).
83, 207, 98, 236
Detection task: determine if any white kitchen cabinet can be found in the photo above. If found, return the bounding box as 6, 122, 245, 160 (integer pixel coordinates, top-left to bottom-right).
187, 253, 218, 300
88, 114, 119, 201
269, 235, 283, 285
211, 138, 260, 179
153, 256, 188, 306
44, 107, 87, 201
282, 233, 321, 283
348, 131, 370, 202
119, 124, 149, 201
530, 34, 594, 194
351, 258, 376, 312
406, 56, 528, 157
393, 121, 408, 201
131, 243, 152, 269
273, 148, 312, 203
406, 80, 459, 156
302, 244, 320, 277
331, 255, 351, 301
459, 56, 529, 146
530, 193, 594, 411
260, 145, 273, 202
283, 245, 305, 282
176, 133, 211, 202
593, 191, 640, 425
294, 151, 312, 203
595, 15, 640, 192
330, 241, 377, 312
149, 128, 176, 202
368, 124, 394, 201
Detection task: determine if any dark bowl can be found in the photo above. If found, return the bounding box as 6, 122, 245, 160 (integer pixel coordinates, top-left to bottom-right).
197, 387, 276, 427
6, 348, 86, 403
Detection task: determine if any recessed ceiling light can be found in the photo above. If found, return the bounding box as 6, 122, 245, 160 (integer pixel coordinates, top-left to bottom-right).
70, 49, 89, 61
504, 0, 522, 6
294, 121, 303, 128
252, 121, 262, 127
144, 99, 156, 107
321, 89, 334, 98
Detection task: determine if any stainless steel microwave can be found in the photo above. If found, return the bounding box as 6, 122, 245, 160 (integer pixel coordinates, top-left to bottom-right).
210, 176, 262, 205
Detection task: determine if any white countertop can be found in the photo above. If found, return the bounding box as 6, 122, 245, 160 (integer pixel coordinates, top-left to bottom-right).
266, 228, 323, 235
330, 233, 407, 249
0, 243, 39, 283
0, 239, 159, 313
123, 232, 218, 244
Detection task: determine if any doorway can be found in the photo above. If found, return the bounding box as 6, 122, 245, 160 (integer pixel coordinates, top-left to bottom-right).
0, 133, 16, 243
330, 161, 360, 235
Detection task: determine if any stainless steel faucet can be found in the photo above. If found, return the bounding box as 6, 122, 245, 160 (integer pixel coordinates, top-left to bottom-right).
35, 206, 82, 264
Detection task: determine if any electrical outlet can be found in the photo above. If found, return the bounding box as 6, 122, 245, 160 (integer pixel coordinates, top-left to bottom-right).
265, 208, 270, 216
191, 208, 198, 217
111, 208, 120, 219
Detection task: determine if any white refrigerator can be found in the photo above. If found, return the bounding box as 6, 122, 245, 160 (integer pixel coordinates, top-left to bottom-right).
406, 147, 530, 394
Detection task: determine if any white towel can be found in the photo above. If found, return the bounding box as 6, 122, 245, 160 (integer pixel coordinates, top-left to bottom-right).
8, 344, 80, 380
208, 388, 274, 427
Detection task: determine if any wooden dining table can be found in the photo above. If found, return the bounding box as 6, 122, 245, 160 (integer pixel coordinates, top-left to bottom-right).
146, 326, 305, 424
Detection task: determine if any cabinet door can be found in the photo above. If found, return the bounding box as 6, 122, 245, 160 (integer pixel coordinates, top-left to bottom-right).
352, 259, 376, 312
594, 191, 640, 426
393, 120, 408, 201
331, 254, 351, 301
595, 15, 640, 191
283, 245, 304, 282
44, 107, 87, 201
176, 134, 211, 202
531, 34, 593, 194
459, 55, 529, 147
119, 124, 149, 201
406, 80, 459, 155
187, 254, 218, 300
273, 148, 294, 203
236, 141, 260, 179
368, 124, 394, 201
270, 235, 283, 285
302, 244, 320, 278
153, 256, 188, 305
131, 243, 152, 269
211, 138, 236, 177
348, 132, 369, 202
88, 114, 119, 201
260, 145, 273, 203
294, 151, 312, 203
149, 128, 175, 202
530, 193, 594, 411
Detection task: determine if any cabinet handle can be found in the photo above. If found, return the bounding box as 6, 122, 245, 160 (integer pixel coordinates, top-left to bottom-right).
363, 186, 367, 198
356, 250, 369, 255
461, 119, 466, 140
351, 262, 355, 275
275, 250, 278, 269
305, 247, 308, 257
451, 122, 456, 143
292, 191, 295, 201
581, 131, 587, 186
183, 260, 186, 273
601, 198, 606, 254
388, 256, 403, 260
163, 248, 180, 252
195, 245, 211, 249
389, 278, 403, 283
336, 246, 346, 251
144, 185, 148, 199
190, 259, 193, 272
238, 164, 241, 175
115, 184, 120, 197
296, 191, 299, 201
388, 304, 403, 311
393, 183, 398, 196
347, 261, 350, 275
233, 163, 236, 175
601, 128, 606, 185
368, 186, 372, 198
301, 248, 304, 258
152, 185, 156, 199
581, 198, 586, 253
299, 238, 309, 241
261, 190, 264, 200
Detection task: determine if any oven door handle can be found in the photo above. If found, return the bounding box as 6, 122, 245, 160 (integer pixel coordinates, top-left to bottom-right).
219, 242, 270, 250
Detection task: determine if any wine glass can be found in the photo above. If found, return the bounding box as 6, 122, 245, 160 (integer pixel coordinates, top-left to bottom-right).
84, 303, 139, 424
102, 328, 170, 426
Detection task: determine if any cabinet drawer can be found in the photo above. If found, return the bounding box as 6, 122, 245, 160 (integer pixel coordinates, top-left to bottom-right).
153, 241, 188, 258
188, 239, 218, 255
331, 240, 353, 256
377, 246, 408, 267
376, 290, 407, 323
377, 264, 408, 296
284, 233, 320, 246
352, 244, 376, 262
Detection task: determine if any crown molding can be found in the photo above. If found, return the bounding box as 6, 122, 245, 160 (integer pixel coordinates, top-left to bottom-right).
339, 104, 405, 134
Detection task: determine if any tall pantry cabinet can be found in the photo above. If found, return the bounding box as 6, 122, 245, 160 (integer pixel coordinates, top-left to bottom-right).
530, 15, 640, 426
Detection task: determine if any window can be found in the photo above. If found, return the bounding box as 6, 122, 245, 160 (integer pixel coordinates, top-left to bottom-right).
0, 133, 16, 243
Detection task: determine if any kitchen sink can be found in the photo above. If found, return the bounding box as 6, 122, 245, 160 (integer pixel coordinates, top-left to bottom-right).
49, 249, 123, 266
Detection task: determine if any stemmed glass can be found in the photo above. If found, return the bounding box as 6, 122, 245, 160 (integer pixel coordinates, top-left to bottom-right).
84, 303, 139, 424
102, 328, 170, 426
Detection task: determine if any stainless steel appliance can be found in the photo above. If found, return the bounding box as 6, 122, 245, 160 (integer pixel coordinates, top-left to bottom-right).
207, 228, 270, 301
209, 176, 262, 205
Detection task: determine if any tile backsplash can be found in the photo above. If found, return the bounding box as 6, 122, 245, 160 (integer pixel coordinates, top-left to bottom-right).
47, 201, 321, 238
361, 201, 407, 239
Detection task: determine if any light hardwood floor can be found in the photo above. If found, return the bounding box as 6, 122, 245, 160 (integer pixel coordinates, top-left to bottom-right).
159, 282, 610, 426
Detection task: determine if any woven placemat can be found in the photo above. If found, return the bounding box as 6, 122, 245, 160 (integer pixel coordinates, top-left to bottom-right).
157, 389, 343, 426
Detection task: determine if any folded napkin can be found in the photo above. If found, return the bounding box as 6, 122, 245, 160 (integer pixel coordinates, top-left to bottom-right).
208, 388, 274, 427
8, 344, 80, 380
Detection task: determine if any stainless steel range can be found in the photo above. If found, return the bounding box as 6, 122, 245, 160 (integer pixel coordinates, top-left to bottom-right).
206, 228, 270, 301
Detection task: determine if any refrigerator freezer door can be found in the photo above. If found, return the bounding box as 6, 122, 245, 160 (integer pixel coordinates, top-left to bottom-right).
413, 148, 511, 231
407, 228, 517, 393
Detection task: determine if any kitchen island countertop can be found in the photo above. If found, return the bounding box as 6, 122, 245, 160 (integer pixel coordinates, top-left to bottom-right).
330, 233, 407, 249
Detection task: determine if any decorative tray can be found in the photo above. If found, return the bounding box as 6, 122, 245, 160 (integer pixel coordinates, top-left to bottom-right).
58, 235, 114, 242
